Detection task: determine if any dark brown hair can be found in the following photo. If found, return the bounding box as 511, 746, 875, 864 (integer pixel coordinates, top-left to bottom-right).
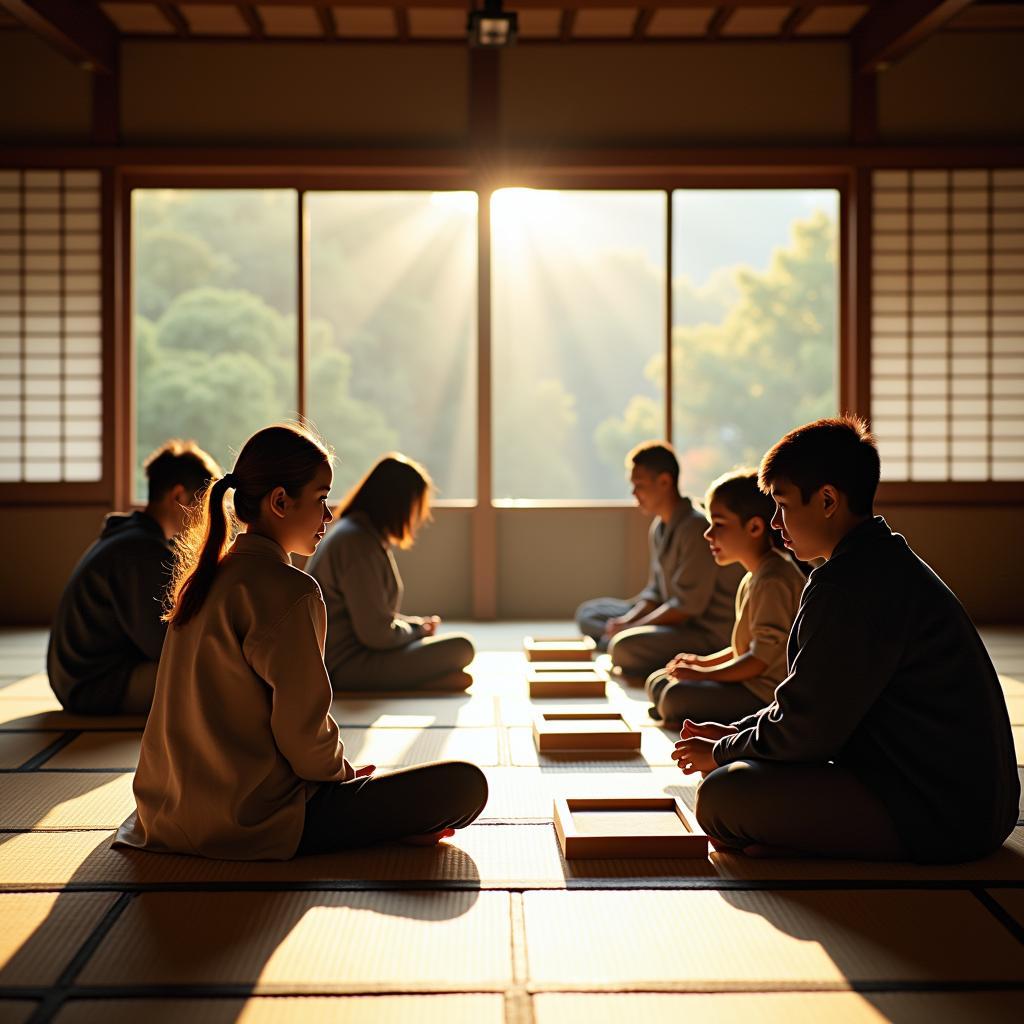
706, 468, 784, 551
339, 452, 432, 550
143, 439, 221, 503
626, 440, 680, 488
165, 423, 332, 628
759, 415, 880, 516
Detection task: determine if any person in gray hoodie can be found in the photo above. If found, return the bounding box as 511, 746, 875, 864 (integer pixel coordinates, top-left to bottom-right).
47, 439, 220, 715
308, 453, 474, 692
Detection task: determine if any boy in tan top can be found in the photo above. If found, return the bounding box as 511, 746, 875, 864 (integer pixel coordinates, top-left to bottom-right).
647, 469, 805, 725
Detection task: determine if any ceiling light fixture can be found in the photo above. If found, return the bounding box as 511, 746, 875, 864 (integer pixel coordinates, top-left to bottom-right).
467, 0, 518, 47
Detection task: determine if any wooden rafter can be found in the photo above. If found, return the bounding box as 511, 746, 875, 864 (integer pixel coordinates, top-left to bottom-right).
316, 5, 336, 39
94, 0, 884, 9
633, 9, 655, 41
394, 7, 409, 42
238, 3, 264, 38
156, 1, 190, 37
0, 0, 117, 72
706, 5, 735, 39
781, 4, 816, 39
853, 0, 976, 73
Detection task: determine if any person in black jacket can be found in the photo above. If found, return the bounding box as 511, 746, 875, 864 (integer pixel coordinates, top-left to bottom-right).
674, 415, 1019, 863
47, 440, 220, 715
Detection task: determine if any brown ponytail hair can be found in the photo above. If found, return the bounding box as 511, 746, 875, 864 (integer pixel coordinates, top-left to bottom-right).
338, 452, 432, 550
164, 423, 332, 628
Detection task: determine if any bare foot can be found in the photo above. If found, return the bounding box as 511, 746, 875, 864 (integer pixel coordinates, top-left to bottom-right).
399, 828, 456, 847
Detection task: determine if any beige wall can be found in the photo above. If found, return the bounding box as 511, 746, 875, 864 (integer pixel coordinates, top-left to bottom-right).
0, 506, 109, 624
495, 507, 650, 619
120, 42, 468, 145
878, 33, 1024, 142
501, 43, 850, 146
0, 33, 93, 142
877, 504, 1022, 625
3, 502, 1020, 627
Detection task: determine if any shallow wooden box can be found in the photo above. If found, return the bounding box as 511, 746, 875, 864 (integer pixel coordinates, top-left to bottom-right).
524, 635, 596, 662
553, 797, 708, 860
532, 711, 641, 753
527, 671, 606, 698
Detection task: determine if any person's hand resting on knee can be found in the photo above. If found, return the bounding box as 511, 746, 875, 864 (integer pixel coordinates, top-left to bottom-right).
672, 719, 737, 776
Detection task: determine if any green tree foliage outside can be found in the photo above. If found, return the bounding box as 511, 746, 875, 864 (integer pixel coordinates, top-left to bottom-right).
133, 189, 835, 505
597, 210, 837, 498
133, 190, 403, 500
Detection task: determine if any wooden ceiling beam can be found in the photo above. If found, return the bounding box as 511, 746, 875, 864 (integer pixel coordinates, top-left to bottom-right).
238, 3, 265, 38
781, 4, 815, 39
560, 9, 577, 41
316, 5, 336, 39
0, 0, 117, 72
706, 5, 734, 39
103, 0, 868, 9
633, 8, 654, 41
156, 1, 190, 37
394, 7, 409, 42
852, 0, 976, 73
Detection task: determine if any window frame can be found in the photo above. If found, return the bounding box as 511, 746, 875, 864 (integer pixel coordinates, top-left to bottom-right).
0, 167, 116, 506
118, 167, 854, 513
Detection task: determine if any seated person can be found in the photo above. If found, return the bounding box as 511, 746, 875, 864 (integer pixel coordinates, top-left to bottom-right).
117, 425, 487, 860
47, 439, 221, 715
308, 452, 474, 692
647, 468, 806, 725
576, 440, 743, 681
675, 416, 1019, 863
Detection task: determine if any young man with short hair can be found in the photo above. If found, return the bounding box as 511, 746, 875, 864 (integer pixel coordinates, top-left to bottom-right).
675, 416, 1019, 862
576, 440, 743, 680
47, 439, 221, 715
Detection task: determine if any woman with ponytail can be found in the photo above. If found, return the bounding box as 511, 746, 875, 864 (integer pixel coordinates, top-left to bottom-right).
646, 468, 807, 726
115, 424, 487, 860
307, 452, 475, 692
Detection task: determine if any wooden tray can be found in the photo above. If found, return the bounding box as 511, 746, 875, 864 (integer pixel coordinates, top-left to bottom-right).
524, 636, 596, 662
528, 672, 606, 698
529, 662, 607, 675
533, 712, 641, 753
553, 797, 708, 859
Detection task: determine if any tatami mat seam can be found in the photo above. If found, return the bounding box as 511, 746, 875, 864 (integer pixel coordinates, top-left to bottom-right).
5, 878, 1024, 895
22, 891, 132, 1024
502, 894, 536, 1024
4, 980, 1023, 1001
520, 981, 1024, 995
14, 732, 79, 771
973, 888, 1024, 945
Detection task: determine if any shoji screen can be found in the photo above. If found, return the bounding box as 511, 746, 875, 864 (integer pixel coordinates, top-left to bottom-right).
0, 169, 103, 484
871, 168, 1024, 482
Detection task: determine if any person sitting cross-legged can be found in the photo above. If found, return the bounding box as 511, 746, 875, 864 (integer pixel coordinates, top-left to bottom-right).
47, 439, 220, 715
674, 416, 1019, 863
647, 468, 806, 726
576, 440, 743, 682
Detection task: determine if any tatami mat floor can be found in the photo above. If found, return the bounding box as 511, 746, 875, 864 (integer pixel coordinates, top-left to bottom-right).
1, 623, 1022, 1023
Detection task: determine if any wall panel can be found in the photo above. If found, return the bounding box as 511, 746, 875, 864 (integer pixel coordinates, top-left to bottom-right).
120, 42, 469, 145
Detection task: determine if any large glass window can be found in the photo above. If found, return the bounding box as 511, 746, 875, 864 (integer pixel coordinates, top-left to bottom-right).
133, 189, 297, 500
491, 189, 666, 500
668, 188, 839, 495
132, 184, 839, 508
307, 191, 476, 499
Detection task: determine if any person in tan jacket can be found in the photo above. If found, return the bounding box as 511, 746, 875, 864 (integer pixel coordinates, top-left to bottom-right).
647, 469, 806, 725
115, 424, 487, 861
